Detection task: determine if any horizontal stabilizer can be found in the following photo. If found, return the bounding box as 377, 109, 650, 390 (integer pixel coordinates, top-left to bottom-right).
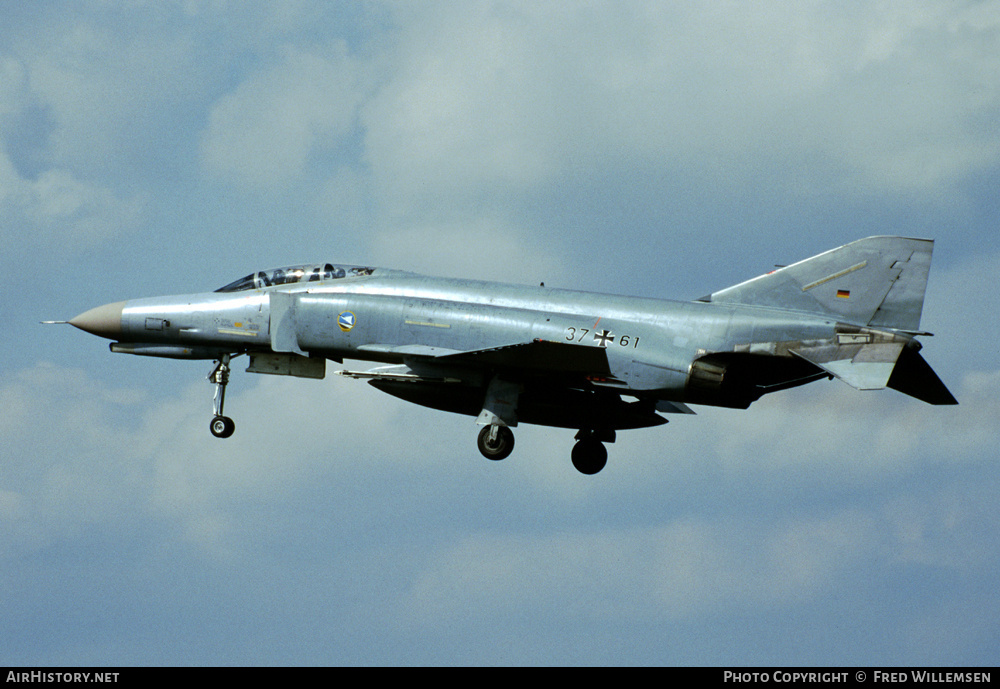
886, 347, 958, 405
793, 342, 905, 391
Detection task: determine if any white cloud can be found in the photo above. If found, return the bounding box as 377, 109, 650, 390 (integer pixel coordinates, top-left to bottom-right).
0, 24, 160, 259
0, 57, 28, 117
362, 5, 556, 210
317, 166, 370, 238
399, 507, 910, 625
17, 15, 210, 171
368, 215, 571, 284
0, 363, 149, 554
695, 368, 993, 481
364, 1, 1000, 211
200, 44, 363, 186
0, 159, 146, 254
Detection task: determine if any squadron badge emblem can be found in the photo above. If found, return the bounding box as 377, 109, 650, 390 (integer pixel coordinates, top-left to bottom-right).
338, 311, 356, 332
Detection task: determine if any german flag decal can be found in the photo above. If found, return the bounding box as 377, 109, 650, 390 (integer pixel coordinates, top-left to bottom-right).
836, 289, 851, 299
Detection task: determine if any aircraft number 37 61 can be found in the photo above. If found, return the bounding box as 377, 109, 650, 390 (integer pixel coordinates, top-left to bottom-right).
565, 327, 640, 349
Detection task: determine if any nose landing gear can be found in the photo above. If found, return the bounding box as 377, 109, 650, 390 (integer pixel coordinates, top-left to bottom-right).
209, 354, 236, 438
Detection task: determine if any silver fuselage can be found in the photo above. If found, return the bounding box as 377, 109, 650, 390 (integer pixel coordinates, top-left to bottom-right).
110, 267, 843, 404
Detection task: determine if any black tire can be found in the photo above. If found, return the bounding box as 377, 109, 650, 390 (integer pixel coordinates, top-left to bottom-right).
571, 439, 607, 475
210, 415, 235, 439
477, 425, 514, 461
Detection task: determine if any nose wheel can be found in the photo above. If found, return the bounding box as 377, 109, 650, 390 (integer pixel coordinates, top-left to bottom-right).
210, 414, 235, 438
209, 354, 236, 438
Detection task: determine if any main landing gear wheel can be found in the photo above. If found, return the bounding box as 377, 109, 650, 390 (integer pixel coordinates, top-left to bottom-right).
572, 438, 608, 475
477, 425, 515, 461
210, 415, 235, 438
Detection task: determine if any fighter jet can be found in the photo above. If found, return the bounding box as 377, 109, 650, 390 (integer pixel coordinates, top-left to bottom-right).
56, 236, 956, 474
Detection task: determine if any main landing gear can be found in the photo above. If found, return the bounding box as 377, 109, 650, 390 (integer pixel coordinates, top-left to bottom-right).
477, 424, 515, 460
474, 425, 614, 475
209, 354, 236, 438
571, 430, 612, 475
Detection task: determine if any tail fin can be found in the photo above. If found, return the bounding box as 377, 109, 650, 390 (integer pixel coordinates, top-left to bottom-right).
704, 236, 933, 332
706, 236, 957, 405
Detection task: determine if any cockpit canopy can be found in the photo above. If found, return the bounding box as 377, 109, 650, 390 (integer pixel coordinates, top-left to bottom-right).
215, 264, 375, 293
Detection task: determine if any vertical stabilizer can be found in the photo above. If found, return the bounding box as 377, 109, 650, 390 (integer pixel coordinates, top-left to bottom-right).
705, 236, 934, 331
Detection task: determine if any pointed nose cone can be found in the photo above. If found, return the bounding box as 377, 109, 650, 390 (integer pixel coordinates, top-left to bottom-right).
69, 301, 126, 339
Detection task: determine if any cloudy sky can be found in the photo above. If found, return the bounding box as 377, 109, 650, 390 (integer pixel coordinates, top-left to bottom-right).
2, 1, 998, 666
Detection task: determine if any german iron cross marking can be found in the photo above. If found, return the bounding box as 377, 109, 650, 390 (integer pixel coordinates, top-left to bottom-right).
594, 329, 614, 347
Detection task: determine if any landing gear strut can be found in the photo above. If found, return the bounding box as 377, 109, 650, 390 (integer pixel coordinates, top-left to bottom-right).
209, 354, 236, 438
475, 376, 518, 461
